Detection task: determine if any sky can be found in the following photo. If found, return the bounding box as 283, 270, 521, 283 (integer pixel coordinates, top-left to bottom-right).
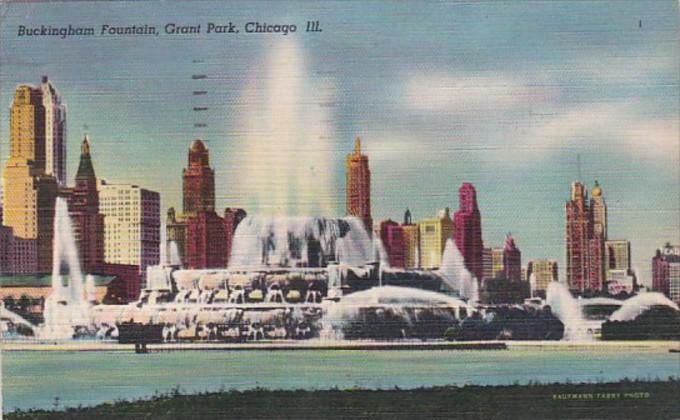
0, 0, 678, 285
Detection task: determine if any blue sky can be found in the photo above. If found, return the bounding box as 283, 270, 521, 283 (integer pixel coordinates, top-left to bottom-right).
0, 0, 678, 284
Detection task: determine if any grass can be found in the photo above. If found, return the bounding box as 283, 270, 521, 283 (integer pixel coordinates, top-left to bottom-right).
7, 378, 679, 419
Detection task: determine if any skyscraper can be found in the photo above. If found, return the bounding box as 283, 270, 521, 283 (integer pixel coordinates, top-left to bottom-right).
2, 80, 66, 273
503, 234, 521, 282
454, 183, 484, 281
67, 135, 104, 273
418, 208, 453, 269
566, 181, 591, 292
566, 181, 610, 293
183, 140, 215, 215
345, 137, 372, 233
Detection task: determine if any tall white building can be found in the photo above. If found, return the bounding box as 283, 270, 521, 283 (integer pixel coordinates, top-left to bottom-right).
98, 180, 160, 283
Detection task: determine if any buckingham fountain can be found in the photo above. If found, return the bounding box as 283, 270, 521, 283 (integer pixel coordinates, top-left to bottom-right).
2, 191, 679, 344
2, 193, 678, 343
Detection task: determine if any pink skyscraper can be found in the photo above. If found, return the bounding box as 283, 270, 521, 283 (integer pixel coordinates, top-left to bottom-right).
454, 183, 484, 280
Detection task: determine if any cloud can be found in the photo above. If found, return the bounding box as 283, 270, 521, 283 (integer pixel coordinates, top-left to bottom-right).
401, 72, 556, 113
528, 101, 679, 160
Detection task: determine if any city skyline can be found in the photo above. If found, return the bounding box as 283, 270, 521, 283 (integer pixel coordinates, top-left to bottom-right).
0, 1, 678, 284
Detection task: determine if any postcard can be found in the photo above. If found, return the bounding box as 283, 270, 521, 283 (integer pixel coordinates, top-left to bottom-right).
0, 1, 678, 418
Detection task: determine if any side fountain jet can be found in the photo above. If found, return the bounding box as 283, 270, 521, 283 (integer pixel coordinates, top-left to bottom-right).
41, 197, 91, 340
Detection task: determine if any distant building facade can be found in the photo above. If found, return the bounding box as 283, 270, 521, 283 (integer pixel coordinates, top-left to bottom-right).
401, 209, 419, 268
98, 181, 160, 284
0, 225, 38, 275
669, 263, 680, 305
527, 259, 558, 297
502, 234, 521, 283
482, 247, 504, 280
652, 243, 680, 302
604, 240, 631, 278
418, 208, 453, 269
379, 219, 405, 268
97, 263, 142, 303
186, 211, 227, 269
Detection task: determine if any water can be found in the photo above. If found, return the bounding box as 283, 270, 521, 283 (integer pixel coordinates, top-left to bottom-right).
437, 239, 479, 301
41, 197, 90, 340
235, 38, 336, 216
321, 286, 471, 339
609, 292, 680, 322
228, 215, 375, 269
3, 348, 678, 413
545, 282, 589, 340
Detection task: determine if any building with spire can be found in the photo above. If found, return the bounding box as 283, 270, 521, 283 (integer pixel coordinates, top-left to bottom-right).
454, 183, 484, 281
67, 134, 104, 273
345, 137, 372, 233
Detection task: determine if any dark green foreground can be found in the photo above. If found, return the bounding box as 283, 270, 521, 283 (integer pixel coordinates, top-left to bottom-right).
8, 379, 679, 419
